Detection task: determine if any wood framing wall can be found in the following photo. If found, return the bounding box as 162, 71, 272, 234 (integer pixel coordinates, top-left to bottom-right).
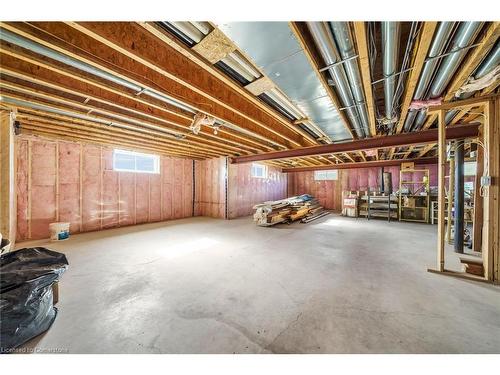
227, 163, 287, 219
15, 135, 194, 241
0, 111, 16, 242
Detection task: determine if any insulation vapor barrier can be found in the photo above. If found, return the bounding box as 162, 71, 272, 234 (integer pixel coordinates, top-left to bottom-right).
0, 248, 68, 353
16, 136, 194, 241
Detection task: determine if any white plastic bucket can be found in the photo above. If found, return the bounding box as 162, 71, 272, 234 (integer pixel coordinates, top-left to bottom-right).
49, 222, 70, 241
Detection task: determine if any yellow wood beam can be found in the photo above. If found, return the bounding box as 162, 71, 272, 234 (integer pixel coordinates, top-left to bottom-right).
352, 22, 377, 137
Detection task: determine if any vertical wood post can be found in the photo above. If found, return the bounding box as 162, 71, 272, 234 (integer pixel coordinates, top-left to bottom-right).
437, 110, 446, 272
482, 99, 499, 281
0, 111, 16, 245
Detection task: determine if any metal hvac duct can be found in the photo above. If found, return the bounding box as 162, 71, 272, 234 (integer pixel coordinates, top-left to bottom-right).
412, 21, 484, 131
381, 22, 401, 122
403, 22, 456, 132
170, 22, 205, 43
329, 22, 371, 137
0, 28, 196, 113
445, 41, 500, 123
307, 22, 366, 138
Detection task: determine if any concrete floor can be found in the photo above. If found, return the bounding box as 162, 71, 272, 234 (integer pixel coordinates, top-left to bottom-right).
16, 214, 500, 353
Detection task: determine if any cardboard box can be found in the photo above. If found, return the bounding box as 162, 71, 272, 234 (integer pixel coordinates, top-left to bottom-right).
404, 196, 416, 208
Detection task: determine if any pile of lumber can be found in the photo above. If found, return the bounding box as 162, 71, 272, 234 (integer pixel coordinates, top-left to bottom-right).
253, 195, 329, 226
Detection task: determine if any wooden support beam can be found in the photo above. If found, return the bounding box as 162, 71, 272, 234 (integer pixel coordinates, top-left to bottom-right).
282, 156, 438, 173
0, 110, 16, 245
427, 95, 496, 113
396, 22, 438, 134
352, 22, 377, 137
420, 23, 499, 130
482, 98, 499, 281
417, 143, 436, 158
445, 23, 500, 100
231, 123, 479, 163
289, 22, 355, 140
343, 153, 356, 163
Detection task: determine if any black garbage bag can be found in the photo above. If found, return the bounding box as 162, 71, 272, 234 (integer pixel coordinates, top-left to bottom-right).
0, 247, 68, 353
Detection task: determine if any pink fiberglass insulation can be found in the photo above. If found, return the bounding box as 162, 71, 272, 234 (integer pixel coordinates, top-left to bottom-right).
149, 174, 162, 222
58, 142, 81, 233
162, 157, 174, 220
227, 163, 287, 219
82, 144, 101, 232
183, 159, 194, 217
15, 135, 195, 241
194, 157, 226, 218
173, 158, 184, 219
135, 173, 150, 224
30, 140, 57, 239
119, 172, 135, 227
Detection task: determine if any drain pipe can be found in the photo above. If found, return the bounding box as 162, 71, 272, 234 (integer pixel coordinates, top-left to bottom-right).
412, 22, 484, 131
381, 22, 400, 123
329, 22, 371, 137
307, 22, 366, 138
403, 22, 456, 132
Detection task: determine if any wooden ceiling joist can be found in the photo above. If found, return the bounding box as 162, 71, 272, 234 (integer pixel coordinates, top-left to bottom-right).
139, 22, 319, 146
0, 64, 271, 154
0, 90, 239, 157
0, 42, 279, 153
0, 78, 257, 156
289, 21, 355, 140
422, 23, 499, 130
396, 22, 438, 134
0, 22, 309, 150
282, 156, 438, 173
16, 114, 221, 158
352, 22, 377, 137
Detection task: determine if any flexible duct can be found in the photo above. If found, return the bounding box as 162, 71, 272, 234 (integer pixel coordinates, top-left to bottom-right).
403, 22, 456, 132
412, 21, 484, 130
307, 22, 365, 138
381, 22, 400, 122
329, 22, 371, 137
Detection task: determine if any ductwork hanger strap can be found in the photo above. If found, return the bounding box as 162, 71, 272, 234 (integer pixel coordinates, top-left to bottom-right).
319, 55, 359, 72
371, 42, 483, 86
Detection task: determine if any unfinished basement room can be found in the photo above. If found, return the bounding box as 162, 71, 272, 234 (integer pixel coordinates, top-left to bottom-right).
1, 2, 500, 366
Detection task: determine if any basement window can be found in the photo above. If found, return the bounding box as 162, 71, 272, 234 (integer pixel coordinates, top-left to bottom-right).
251, 163, 268, 178
314, 170, 338, 181
113, 149, 160, 174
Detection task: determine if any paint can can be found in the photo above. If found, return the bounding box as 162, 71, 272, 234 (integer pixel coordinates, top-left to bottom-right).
49, 222, 70, 241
